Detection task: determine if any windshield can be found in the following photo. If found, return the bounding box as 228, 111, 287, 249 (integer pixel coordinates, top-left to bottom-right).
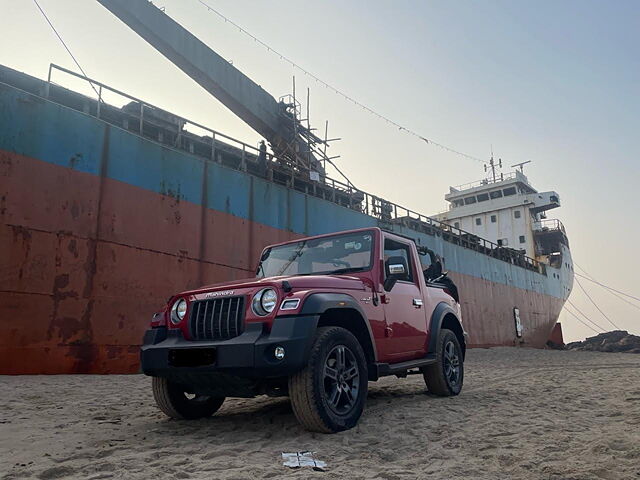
257, 231, 374, 278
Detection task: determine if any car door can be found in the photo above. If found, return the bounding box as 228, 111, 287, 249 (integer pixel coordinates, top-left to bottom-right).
381, 235, 428, 361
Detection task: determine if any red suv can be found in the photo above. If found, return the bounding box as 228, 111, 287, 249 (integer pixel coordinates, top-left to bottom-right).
142, 228, 466, 432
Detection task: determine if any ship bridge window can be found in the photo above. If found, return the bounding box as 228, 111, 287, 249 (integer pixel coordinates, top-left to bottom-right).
464, 196, 477, 205
503, 187, 517, 196
489, 190, 502, 199
514, 210, 521, 219
453, 199, 464, 207
550, 195, 559, 203
477, 193, 490, 202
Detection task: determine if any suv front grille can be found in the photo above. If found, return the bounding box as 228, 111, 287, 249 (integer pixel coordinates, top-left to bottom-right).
189, 296, 245, 341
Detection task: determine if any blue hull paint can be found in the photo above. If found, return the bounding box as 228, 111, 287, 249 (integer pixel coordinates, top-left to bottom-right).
0, 83, 565, 297
0, 74, 572, 362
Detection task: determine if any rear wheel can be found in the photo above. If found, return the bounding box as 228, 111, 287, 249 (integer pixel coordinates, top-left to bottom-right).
288, 326, 368, 433
152, 377, 225, 419
422, 328, 464, 396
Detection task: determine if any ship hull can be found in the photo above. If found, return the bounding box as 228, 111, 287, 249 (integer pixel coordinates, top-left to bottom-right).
0, 76, 572, 374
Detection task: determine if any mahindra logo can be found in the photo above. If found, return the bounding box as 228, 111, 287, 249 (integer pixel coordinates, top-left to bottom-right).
205, 290, 234, 298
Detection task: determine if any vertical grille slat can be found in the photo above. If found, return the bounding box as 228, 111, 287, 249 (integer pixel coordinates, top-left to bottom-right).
235, 297, 241, 336
225, 298, 232, 339
219, 299, 226, 339
213, 300, 222, 338
232, 297, 239, 337
194, 302, 201, 339
189, 296, 245, 341
201, 301, 209, 339
208, 300, 215, 339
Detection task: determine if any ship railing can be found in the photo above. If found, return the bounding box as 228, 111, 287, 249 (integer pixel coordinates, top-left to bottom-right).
450, 171, 528, 192
43, 63, 545, 276
302, 175, 545, 274
45, 64, 274, 171
533, 219, 566, 234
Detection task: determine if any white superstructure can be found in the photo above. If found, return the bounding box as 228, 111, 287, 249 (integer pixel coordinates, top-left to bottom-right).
433, 168, 567, 266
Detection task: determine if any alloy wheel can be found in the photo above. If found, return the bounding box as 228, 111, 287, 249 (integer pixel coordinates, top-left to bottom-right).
443, 340, 461, 386
323, 345, 360, 415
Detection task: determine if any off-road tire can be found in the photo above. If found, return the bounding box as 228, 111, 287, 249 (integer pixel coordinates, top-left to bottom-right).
422, 328, 464, 396
152, 377, 225, 420
288, 326, 368, 433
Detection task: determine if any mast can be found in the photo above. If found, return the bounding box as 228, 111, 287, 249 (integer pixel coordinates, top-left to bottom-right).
97, 0, 324, 174
484, 154, 502, 183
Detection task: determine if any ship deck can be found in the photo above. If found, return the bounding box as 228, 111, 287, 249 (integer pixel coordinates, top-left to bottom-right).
0, 63, 545, 275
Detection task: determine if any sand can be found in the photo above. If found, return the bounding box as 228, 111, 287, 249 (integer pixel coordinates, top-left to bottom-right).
1, 347, 639, 480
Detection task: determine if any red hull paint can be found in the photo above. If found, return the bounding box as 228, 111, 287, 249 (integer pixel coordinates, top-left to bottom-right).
451, 272, 565, 348
548, 323, 565, 346
1, 151, 300, 374
1, 151, 561, 374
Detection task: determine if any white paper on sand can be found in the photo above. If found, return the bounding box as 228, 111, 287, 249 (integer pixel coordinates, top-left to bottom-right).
282, 451, 327, 471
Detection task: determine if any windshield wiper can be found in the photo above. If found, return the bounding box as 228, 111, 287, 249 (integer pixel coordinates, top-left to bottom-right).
326, 267, 367, 275
275, 242, 306, 276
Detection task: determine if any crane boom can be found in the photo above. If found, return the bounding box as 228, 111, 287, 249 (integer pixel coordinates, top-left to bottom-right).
97, 0, 322, 172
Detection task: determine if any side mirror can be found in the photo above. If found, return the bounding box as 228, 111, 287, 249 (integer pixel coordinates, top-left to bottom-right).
384, 275, 398, 292
384, 262, 406, 291
388, 263, 406, 275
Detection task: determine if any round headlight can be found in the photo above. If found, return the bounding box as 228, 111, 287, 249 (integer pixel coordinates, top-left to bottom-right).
252, 288, 277, 316
171, 298, 187, 324
260, 289, 278, 313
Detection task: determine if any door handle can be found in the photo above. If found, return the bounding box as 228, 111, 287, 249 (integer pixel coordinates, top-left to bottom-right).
413, 298, 423, 308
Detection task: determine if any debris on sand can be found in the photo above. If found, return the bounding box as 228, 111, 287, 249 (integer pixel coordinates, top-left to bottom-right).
566, 330, 640, 353
282, 452, 327, 471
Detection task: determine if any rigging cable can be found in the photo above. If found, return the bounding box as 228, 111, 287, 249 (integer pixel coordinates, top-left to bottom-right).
32, 0, 99, 97
574, 264, 640, 310
195, 0, 486, 164
566, 298, 606, 333
562, 306, 600, 334
574, 276, 621, 330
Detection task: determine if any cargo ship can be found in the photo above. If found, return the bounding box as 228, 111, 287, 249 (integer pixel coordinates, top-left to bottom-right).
0, 1, 573, 374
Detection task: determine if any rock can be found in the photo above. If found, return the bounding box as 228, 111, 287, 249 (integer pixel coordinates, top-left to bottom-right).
566, 331, 640, 353
546, 340, 565, 350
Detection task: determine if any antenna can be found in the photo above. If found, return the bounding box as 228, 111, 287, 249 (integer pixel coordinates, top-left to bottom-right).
484, 152, 503, 183
511, 160, 532, 173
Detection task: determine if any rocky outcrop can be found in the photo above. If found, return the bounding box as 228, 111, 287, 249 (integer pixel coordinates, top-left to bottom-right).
566, 330, 640, 353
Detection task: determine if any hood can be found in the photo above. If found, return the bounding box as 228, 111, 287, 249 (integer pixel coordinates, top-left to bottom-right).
179, 274, 367, 296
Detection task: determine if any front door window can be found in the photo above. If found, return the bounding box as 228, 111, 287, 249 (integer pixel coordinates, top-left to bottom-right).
382, 237, 428, 359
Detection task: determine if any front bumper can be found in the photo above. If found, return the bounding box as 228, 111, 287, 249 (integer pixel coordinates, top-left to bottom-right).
141, 315, 319, 380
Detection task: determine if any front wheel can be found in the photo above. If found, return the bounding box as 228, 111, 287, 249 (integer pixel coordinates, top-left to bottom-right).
152, 377, 225, 419
288, 326, 368, 433
422, 328, 464, 396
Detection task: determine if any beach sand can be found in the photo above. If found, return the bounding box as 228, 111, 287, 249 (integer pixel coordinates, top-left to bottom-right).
1, 347, 639, 480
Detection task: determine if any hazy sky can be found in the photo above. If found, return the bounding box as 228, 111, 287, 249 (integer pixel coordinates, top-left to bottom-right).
1, 0, 638, 341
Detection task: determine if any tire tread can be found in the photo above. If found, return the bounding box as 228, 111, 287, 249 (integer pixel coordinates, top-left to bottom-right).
289, 326, 367, 433
423, 328, 463, 396
152, 377, 186, 419
152, 377, 224, 419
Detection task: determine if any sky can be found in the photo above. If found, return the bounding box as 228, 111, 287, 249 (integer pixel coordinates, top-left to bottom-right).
1, 0, 638, 341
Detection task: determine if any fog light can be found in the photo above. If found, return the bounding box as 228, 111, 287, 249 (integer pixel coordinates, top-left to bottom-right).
274, 346, 285, 360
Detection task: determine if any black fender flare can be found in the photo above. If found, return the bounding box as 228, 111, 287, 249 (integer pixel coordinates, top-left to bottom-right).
299, 292, 377, 363
428, 302, 465, 356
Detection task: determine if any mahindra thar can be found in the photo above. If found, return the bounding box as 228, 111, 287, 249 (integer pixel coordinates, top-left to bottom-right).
141, 228, 466, 432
